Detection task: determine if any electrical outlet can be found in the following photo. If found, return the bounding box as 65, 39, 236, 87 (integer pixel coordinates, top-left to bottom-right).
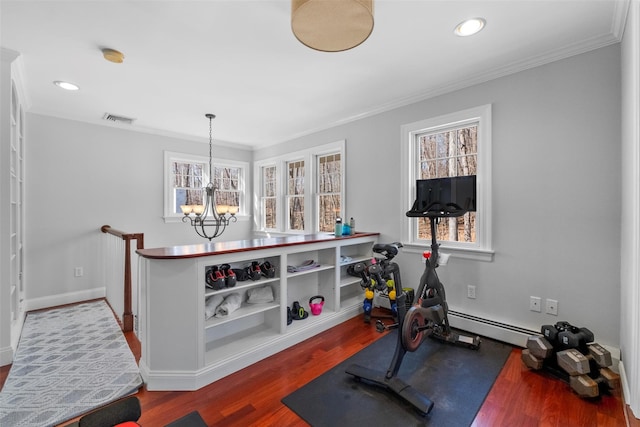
467, 285, 476, 299
530, 296, 541, 312
74, 267, 83, 277
546, 299, 558, 315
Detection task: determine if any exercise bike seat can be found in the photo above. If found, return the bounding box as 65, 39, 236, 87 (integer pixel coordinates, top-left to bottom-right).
372, 242, 402, 258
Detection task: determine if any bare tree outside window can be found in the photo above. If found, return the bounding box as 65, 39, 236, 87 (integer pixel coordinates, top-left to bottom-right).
418, 125, 478, 242
262, 165, 277, 229
171, 161, 242, 214
172, 162, 204, 213
287, 161, 305, 230
318, 153, 341, 232
213, 166, 241, 212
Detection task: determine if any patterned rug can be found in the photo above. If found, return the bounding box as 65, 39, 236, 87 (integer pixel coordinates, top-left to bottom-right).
0, 300, 143, 426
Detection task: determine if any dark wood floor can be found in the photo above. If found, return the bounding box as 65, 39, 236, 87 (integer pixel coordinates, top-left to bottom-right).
2, 309, 638, 427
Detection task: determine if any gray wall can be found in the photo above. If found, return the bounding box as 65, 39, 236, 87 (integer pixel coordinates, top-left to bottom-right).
25, 115, 252, 303
26, 43, 621, 348
256, 44, 622, 348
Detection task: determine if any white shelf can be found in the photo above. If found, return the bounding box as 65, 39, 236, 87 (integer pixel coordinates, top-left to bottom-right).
204, 276, 279, 297
205, 302, 279, 329
286, 264, 333, 278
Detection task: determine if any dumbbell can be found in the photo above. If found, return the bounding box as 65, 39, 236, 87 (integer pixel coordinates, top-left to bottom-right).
542, 322, 594, 349
557, 343, 614, 371
587, 343, 612, 368
558, 327, 594, 349
521, 335, 554, 370
569, 368, 620, 398
556, 348, 591, 376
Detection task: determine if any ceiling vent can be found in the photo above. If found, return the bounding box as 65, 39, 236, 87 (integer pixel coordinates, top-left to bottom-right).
103, 113, 136, 125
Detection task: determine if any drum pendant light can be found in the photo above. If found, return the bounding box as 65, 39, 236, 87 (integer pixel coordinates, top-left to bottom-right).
291, 0, 374, 52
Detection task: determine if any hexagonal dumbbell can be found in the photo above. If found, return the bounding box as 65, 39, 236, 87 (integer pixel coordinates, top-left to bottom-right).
522, 349, 543, 370
569, 368, 621, 398
526, 335, 554, 360
556, 348, 590, 376
587, 343, 612, 368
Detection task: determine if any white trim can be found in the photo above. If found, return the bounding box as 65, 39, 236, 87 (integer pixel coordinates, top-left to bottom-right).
621, 0, 640, 418
253, 140, 346, 234
400, 105, 492, 259
24, 287, 106, 313
163, 151, 249, 222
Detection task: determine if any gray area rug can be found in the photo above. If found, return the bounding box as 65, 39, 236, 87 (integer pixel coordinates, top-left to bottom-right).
0, 300, 143, 426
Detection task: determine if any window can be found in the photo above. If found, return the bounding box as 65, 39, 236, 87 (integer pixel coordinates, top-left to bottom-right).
287, 160, 305, 231
417, 125, 477, 243
254, 140, 345, 234
317, 153, 342, 233
164, 152, 248, 222
401, 105, 493, 260
261, 165, 277, 230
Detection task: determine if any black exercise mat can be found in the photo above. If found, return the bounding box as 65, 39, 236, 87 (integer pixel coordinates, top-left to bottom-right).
282, 329, 512, 426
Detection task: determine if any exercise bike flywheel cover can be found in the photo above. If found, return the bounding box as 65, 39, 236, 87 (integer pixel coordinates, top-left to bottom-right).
402, 306, 426, 352
309, 295, 325, 315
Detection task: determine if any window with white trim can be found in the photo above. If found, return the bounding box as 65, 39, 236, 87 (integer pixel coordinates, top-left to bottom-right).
261, 165, 278, 230
287, 160, 305, 231
317, 152, 342, 233
254, 140, 345, 234
164, 151, 248, 222
401, 105, 493, 260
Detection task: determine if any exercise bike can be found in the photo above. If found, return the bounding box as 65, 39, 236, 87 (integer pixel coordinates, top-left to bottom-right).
346, 203, 480, 416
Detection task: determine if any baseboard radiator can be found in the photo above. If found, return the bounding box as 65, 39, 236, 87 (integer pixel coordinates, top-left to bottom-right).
448, 310, 537, 348
448, 310, 620, 370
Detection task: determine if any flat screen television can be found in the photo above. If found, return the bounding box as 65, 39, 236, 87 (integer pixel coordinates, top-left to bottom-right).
409, 175, 477, 215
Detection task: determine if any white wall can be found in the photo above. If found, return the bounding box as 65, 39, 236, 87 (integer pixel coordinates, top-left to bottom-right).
256, 44, 622, 349
25, 115, 253, 307
620, 0, 640, 417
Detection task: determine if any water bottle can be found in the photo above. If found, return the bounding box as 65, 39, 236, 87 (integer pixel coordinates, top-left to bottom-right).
334, 217, 343, 236
349, 217, 355, 235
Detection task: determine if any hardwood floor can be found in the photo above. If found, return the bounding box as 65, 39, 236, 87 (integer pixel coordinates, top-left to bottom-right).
2, 311, 639, 427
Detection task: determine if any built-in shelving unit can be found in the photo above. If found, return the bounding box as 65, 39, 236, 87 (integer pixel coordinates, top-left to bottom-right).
1, 48, 26, 365
137, 232, 378, 391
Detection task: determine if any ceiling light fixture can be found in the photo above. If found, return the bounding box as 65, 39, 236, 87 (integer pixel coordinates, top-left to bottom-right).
291, 0, 374, 52
102, 48, 125, 63
454, 18, 486, 37
53, 81, 79, 91
181, 114, 237, 241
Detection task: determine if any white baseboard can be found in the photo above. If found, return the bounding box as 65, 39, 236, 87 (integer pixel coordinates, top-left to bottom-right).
0, 345, 14, 366
25, 287, 106, 313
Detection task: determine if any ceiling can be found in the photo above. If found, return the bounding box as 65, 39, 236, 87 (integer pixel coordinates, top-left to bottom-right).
0, 0, 627, 149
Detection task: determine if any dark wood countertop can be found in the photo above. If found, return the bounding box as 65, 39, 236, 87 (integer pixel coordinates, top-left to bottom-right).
136, 232, 379, 260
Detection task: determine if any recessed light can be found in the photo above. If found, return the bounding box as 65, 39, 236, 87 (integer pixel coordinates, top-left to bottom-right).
454, 18, 486, 37
53, 81, 80, 91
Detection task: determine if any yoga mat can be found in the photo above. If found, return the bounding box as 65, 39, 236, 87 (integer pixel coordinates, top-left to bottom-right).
282, 329, 511, 426
0, 300, 143, 427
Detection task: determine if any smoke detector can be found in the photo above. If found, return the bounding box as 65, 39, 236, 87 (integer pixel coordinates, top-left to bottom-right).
102, 48, 125, 63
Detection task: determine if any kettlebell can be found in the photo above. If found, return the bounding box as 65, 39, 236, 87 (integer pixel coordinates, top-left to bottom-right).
309, 295, 325, 315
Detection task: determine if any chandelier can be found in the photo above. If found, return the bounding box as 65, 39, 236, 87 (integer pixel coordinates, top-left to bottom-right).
180, 114, 237, 241
291, 0, 374, 52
